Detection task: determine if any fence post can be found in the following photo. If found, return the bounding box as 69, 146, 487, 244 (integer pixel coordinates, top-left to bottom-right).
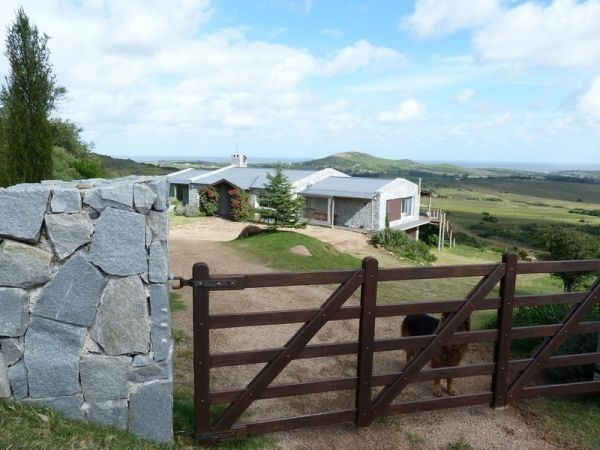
193, 263, 212, 438
355, 257, 378, 427
492, 253, 518, 408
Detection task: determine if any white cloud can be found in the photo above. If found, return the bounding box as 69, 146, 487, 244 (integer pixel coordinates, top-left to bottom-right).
403, 0, 500, 38
577, 75, 600, 123
456, 88, 475, 104
321, 40, 406, 75
320, 27, 342, 38
378, 99, 426, 124
474, 0, 600, 68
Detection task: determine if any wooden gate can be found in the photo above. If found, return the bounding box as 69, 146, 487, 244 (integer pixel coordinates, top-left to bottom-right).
172, 254, 600, 442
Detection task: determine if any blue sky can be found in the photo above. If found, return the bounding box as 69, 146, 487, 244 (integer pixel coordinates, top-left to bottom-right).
0, 0, 599, 163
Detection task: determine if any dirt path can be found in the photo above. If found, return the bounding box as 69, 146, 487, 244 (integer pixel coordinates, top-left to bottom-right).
168, 226, 562, 450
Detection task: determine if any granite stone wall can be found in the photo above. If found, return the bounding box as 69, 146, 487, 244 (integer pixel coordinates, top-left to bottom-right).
0, 176, 173, 443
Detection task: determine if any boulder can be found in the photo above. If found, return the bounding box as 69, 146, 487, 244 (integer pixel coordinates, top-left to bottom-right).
80, 355, 130, 402
87, 399, 128, 429
25, 316, 86, 398
90, 276, 150, 356
88, 208, 147, 276
50, 188, 81, 213
129, 380, 173, 443
45, 213, 94, 260
148, 241, 168, 282
33, 254, 106, 327
238, 225, 263, 238
0, 288, 28, 337
0, 187, 50, 242
0, 240, 52, 288
134, 183, 157, 214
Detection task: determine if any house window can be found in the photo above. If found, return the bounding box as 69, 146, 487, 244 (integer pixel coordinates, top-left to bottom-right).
401, 197, 413, 216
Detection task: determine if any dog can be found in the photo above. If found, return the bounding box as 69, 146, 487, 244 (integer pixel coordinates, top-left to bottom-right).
401, 312, 471, 397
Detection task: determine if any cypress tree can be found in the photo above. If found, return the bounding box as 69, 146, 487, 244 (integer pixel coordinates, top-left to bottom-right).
0, 8, 64, 186
259, 165, 306, 230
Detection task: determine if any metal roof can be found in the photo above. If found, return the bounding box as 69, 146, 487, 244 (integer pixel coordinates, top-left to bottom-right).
191, 167, 319, 190
167, 169, 211, 184
299, 176, 396, 199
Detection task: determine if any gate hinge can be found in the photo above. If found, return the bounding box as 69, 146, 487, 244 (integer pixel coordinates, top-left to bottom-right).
169, 275, 239, 290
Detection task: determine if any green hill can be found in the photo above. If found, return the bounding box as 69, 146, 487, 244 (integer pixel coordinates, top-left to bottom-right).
97, 154, 176, 177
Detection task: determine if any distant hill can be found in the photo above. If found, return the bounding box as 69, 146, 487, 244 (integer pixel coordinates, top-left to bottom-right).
98, 154, 177, 177
282, 152, 491, 178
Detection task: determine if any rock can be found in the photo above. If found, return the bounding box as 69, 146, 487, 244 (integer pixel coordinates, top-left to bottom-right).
89, 208, 147, 276
51, 188, 81, 213
0, 187, 50, 242
0, 240, 52, 288
45, 213, 94, 260
238, 225, 263, 238
8, 359, 28, 399
134, 183, 157, 214
148, 241, 168, 283
149, 284, 170, 326
91, 276, 150, 356
0, 353, 10, 398
129, 380, 173, 443
132, 354, 153, 367
0, 337, 24, 366
33, 254, 106, 327
80, 355, 130, 402
82, 188, 104, 211
150, 178, 168, 211
99, 182, 134, 210
87, 399, 128, 429
25, 316, 86, 398
151, 323, 171, 362
0, 287, 28, 337
25, 394, 85, 421
290, 245, 312, 257
83, 335, 102, 354
147, 211, 168, 241
128, 360, 169, 383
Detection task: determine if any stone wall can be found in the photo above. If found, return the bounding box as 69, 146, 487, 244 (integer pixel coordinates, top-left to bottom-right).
0, 176, 173, 443
334, 198, 373, 229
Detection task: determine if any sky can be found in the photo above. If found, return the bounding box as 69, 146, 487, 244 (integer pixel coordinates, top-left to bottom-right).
0, 0, 599, 164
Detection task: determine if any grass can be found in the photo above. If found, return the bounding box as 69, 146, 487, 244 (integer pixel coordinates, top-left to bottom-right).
168, 211, 207, 227
169, 292, 187, 313
447, 436, 474, 450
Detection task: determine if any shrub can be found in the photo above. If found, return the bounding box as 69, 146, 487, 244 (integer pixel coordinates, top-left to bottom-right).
168, 197, 182, 206
371, 228, 436, 264
173, 204, 201, 217
197, 186, 219, 216
229, 189, 253, 222
258, 165, 305, 230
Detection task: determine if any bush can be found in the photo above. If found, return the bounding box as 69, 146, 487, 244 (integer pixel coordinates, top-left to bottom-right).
229, 189, 253, 222
168, 197, 182, 206
371, 228, 436, 264
197, 187, 219, 216
173, 204, 201, 217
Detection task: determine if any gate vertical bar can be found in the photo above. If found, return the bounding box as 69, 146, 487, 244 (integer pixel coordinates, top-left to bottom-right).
492, 253, 517, 408
193, 263, 211, 438
356, 257, 378, 426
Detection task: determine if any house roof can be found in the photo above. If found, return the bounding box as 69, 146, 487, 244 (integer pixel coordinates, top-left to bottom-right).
167, 168, 212, 184
191, 167, 319, 190
299, 176, 397, 199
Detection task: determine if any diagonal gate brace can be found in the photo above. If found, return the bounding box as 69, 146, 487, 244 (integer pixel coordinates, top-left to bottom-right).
505, 276, 600, 401
370, 263, 506, 419
211, 270, 365, 432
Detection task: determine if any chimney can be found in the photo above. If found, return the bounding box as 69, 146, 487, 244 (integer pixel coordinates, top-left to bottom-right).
231, 154, 247, 168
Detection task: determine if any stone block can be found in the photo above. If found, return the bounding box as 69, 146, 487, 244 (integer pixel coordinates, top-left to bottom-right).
34, 254, 106, 327
91, 276, 150, 356
82, 188, 104, 211
0, 353, 10, 398
0, 187, 50, 242
0, 287, 28, 337
25, 316, 86, 398
151, 322, 171, 362
149, 284, 170, 326
148, 241, 168, 282
87, 400, 128, 430
128, 360, 169, 383
134, 183, 157, 214
25, 394, 85, 421
132, 354, 153, 367
147, 211, 168, 241
150, 178, 168, 211
129, 380, 173, 443
51, 188, 81, 213
45, 213, 93, 260
8, 359, 28, 399
80, 355, 130, 402
0, 240, 52, 288
0, 337, 24, 366
99, 182, 134, 210
89, 208, 147, 276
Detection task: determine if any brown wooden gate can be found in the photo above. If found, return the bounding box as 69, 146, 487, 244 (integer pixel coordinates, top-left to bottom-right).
172, 254, 600, 443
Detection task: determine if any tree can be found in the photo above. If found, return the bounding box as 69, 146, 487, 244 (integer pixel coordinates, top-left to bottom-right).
0, 8, 64, 186
544, 227, 600, 292
259, 165, 305, 230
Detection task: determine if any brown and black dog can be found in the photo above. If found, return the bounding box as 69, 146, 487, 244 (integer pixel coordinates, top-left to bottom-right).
401, 312, 471, 397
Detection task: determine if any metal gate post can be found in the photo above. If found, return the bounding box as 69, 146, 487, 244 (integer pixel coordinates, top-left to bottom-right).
492, 253, 517, 408
193, 263, 212, 439
356, 257, 378, 426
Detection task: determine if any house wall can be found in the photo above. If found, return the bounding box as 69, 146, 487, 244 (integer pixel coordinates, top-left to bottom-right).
0, 178, 173, 443
376, 179, 420, 229
333, 198, 373, 229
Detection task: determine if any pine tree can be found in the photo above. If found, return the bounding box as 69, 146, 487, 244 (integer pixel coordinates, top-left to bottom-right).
0, 8, 64, 186
259, 165, 306, 230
